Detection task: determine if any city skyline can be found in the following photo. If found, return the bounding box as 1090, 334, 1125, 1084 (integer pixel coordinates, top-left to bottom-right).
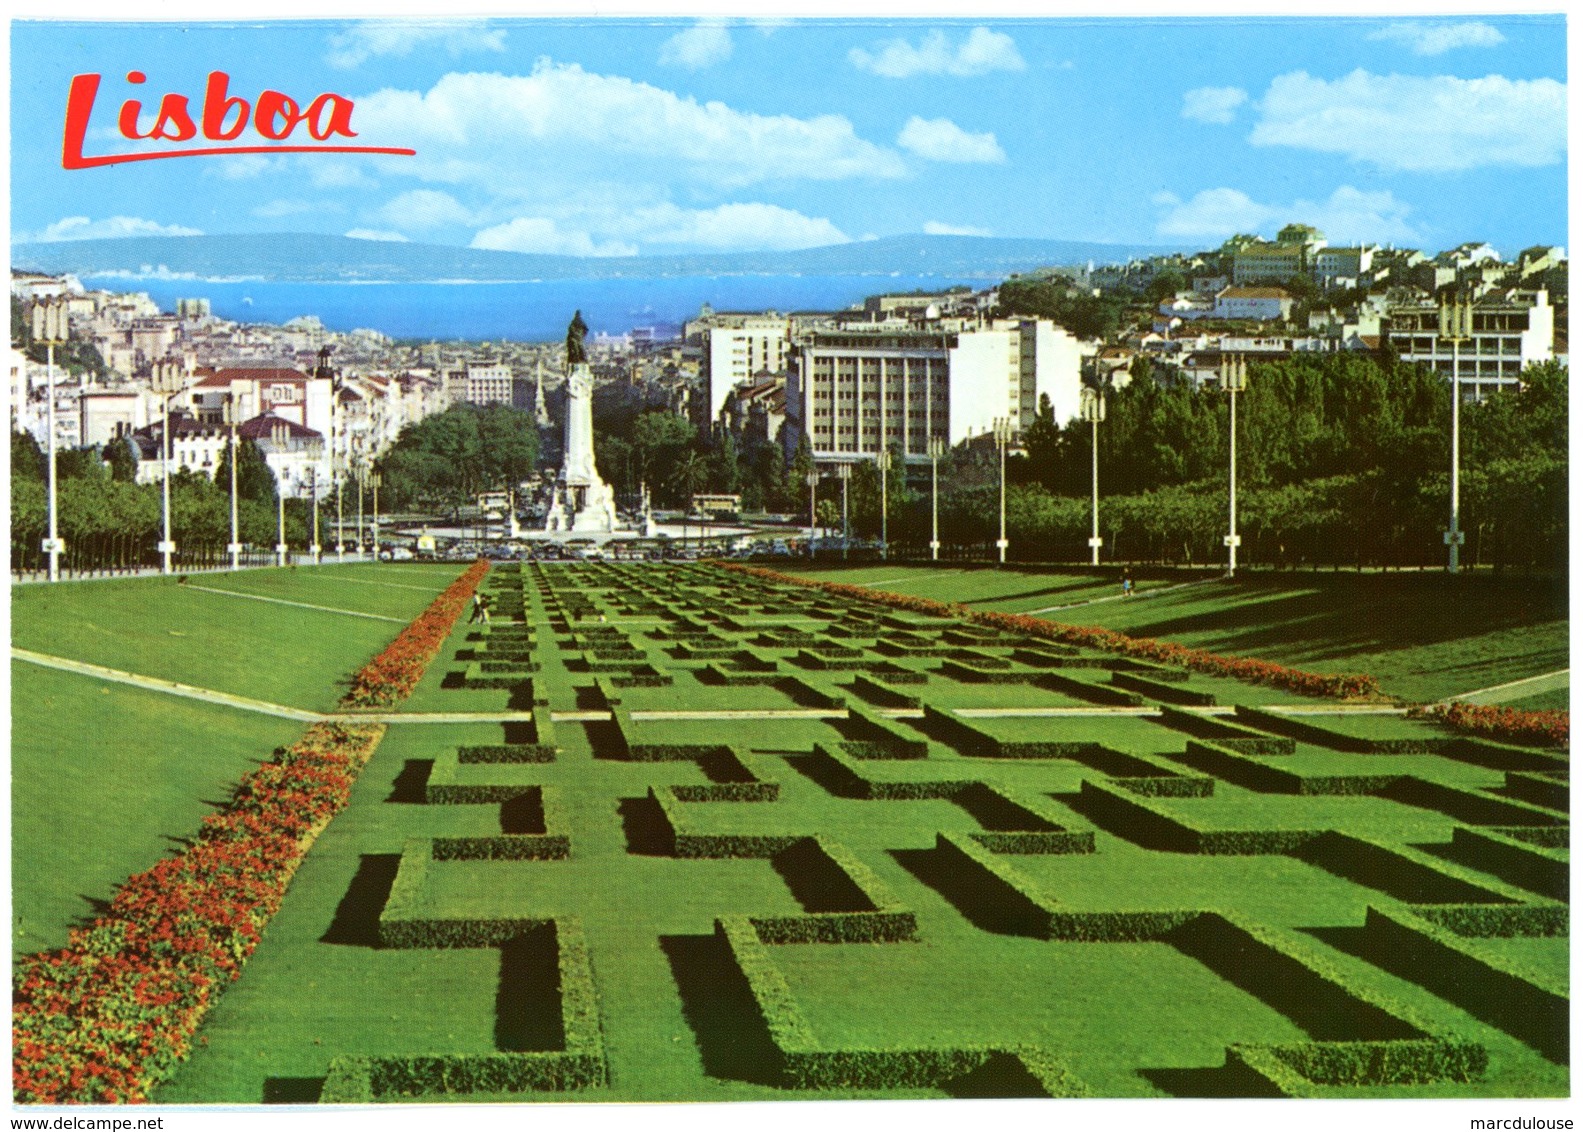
10, 13, 1567, 262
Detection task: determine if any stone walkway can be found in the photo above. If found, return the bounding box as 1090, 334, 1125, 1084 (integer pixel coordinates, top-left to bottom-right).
184, 583, 408, 622
1442, 669, 1569, 706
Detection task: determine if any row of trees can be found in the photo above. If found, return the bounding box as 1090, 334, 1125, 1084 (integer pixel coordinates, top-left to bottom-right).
9, 431, 331, 573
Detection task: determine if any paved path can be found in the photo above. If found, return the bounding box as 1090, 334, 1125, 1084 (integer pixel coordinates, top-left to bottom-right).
185, 583, 408, 622
12, 649, 326, 722
1441, 669, 1569, 706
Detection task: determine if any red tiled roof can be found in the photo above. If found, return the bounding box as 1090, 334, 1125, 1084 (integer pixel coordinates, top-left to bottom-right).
193, 368, 309, 387
238, 413, 322, 440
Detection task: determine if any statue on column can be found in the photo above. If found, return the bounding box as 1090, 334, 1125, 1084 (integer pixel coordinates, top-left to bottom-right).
566, 310, 589, 366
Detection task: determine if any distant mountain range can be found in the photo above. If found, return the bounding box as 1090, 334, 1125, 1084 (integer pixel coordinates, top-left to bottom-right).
12, 232, 1181, 285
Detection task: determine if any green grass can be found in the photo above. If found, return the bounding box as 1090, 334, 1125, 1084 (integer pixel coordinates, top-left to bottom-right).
10, 663, 302, 957
12, 564, 463, 711
788, 565, 1568, 705
14, 561, 1567, 1104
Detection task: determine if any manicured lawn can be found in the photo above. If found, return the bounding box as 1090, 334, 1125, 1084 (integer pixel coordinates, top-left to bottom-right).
788, 565, 1568, 705
18, 560, 1566, 1105
11, 662, 302, 957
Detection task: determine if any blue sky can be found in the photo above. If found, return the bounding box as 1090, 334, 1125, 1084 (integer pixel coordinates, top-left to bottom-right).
9, 14, 1568, 258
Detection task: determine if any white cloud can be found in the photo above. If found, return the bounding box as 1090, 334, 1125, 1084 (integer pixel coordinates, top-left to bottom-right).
327, 20, 506, 69
1154, 184, 1422, 245
353, 62, 906, 189
1367, 21, 1505, 56
1182, 86, 1248, 124
625, 203, 847, 251
344, 229, 410, 242
470, 218, 637, 258
21, 215, 203, 242
849, 27, 1025, 78
1251, 69, 1565, 172
209, 154, 286, 181
923, 221, 992, 237
374, 189, 477, 231
659, 21, 733, 70
896, 117, 1006, 163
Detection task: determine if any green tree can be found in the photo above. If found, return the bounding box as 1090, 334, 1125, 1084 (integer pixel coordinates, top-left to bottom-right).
103, 436, 138, 482
216, 437, 278, 506
12, 431, 44, 482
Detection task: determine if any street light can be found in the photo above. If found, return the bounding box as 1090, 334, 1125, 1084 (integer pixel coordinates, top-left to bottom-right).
928, 436, 946, 562
837, 463, 852, 561
1439, 292, 1473, 574
371, 470, 382, 560
356, 459, 366, 558
806, 469, 819, 559
1219, 355, 1248, 577
993, 418, 1013, 566
223, 394, 241, 570
875, 449, 891, 561
30, 298, 68, 582
307, 438, 324, 564
1080, 387, 1107, 566
271, 421, 289, 567
150, 360, 186, 575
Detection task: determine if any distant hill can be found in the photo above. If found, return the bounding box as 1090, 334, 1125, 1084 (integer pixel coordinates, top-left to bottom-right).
11, 232, 1182, 285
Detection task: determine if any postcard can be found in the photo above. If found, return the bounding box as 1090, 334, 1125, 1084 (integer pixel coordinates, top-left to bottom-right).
8, 7, 1570, 1132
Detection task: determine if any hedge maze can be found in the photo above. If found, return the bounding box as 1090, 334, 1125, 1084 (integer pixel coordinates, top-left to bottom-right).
164, 561, 1569, 1103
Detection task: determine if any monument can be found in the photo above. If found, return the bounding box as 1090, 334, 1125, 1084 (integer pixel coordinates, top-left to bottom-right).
546, 311, 619, 533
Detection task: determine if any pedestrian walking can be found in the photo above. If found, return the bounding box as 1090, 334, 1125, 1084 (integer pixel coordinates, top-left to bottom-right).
1121, 570, 1134, 598
478, 593, 492, 624
469, 593, 485, 623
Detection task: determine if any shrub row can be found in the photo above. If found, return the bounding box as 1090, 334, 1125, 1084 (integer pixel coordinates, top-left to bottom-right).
1234, 706, 1452, 754
849, 675, 922, 709
1076, 779, 1321, 855
462, 666, 532, 690
807, 743, 969, 801
1111, 671, 1216, 706
715, 567, 1383, 700
345, 560, 491, 706
1411, 901, 1569, 939
1112, 775, 1215, 798
378, 841, 546, 949
1380, 776, 1566, 829
1155, 706, 1296, 753
458, 744, 557, 764
647, 787, 802, 859
939, 660, 1044, 685
1447, 827, 1569, 901
750, 839, 917, 944
1035, 671, 1146, 706
13, 723, 388, 1103
1361, 905, 1567, 1061
1294, 831, 1520, 907
841, 708, 928, 759
1173, 740, 1401, 796
430, 787, 570, 861
713, 916, 1088, 1095
320, 918, 606, 1100
1502, 771, 1570, 813
933, 833, 1191, 940
1226, 1038, 1487, 1095
780, 675, 847, 710
426, 749, 553, 805
1443, 737, 1570, 775
1410, 701, 1568, 750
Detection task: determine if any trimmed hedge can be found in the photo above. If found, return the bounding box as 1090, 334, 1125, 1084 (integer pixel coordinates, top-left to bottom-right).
430, 787, 571, 861
849, 675, 923, 709
1076, 779, 1322, 855
648, 787, 801, 859
1295, 831, 1522, 906
750, 838, 917, 944
1035, 671, 1146, 706
1112, 671, 1216, 706
1411, 901, 1569, 938
1380, 776, 1567, 828
1446, 827, 1568, 902
1155, 706, 1296, 753
1502, 771, 1570, 813
714, 915, 1087, 1095
1173, 740, 1401, 796
458, 744, 557, 764
1233, 706, 1454, 754
1362, 905, 1567, 1061
321, 919, 606, 1099
842, 707, 928, 759
807, 743, 969, 801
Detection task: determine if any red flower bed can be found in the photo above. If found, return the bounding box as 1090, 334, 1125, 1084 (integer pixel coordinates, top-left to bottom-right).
343, 559, 490, 707
719, 563, 1381, 701
13, 724, 384, 1104
1409, 701, 1569, 749
15, 561, 489, 1104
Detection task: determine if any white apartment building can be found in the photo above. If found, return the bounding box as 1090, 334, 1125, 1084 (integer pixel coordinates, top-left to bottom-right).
1214, 287, 1294, 322
686, 309, 793, 419
786, 317, 1085, 466
1385, 289, 1554, 397
464, 362, 514, 406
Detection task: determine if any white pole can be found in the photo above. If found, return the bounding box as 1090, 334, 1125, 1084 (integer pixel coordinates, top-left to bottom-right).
45, 341, 59, 582
1228, 386, 1238, 577
161, 389, 173, 575
930, 451, 939, 562
1449, 336, 1462, 574
228, 417, 240, 570
996, 421, 1008, 566
1090, 412, 1101, 567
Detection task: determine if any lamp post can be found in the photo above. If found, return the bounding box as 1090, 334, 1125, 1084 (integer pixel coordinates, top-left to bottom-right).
1439, 293, 1473, 573
371, 470, 382, 560
150, 360, 185, 575
223, 394, 241, 570
308, 439, 324, 564
806, 469, 819, 559
30, 298, 67, 581
837, 463, 852, 561
875, 449, 891, 561
928, 436, 946, 562
1219, 355, 1248, 577
271, 421, 289, 567
1081, 387, 1106, 566
356, 461, 366, 559
993, 418, 1013, 566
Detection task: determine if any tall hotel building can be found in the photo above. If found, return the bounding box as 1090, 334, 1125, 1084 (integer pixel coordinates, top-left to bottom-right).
786, 318, 1084, 468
